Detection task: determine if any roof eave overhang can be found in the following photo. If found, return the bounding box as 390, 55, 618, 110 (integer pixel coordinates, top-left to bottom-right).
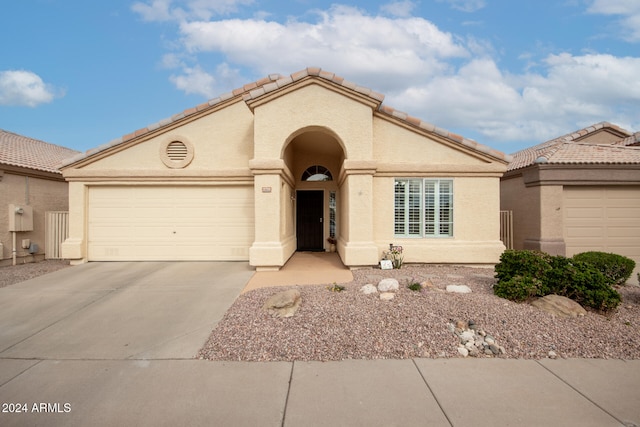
504, 163, 640, 187
374, 111, 511, 166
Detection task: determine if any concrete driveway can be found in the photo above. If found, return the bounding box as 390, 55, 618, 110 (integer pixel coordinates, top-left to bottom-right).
0, 262, 254, 360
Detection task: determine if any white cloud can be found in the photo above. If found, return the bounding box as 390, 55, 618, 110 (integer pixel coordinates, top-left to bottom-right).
177, 5, 468, 92
132, 0, 254, 22
380, 1, 416, 18
587, 0, 640, 42
169, 65, 216, 97
388, 53, 640, 146
438, 0, 486, 13
0, 70, 58, 107
169, 63, 244, 97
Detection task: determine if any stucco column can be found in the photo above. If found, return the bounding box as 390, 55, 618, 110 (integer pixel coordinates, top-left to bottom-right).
523, 184, 566, 255
340, 161, 378, 267
249, 159, 295, 270
61, 181, 87, 264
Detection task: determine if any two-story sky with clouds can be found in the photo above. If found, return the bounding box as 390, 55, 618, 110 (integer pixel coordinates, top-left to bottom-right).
1, 0, 639, 154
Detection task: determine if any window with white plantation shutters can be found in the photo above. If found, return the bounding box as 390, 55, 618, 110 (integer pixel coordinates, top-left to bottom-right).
394, 178, 453, 237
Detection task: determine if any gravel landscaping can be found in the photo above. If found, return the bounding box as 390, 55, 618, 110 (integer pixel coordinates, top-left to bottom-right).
0, 260, 71, 288
198, 264, 640, 362
3, 261, 638, 361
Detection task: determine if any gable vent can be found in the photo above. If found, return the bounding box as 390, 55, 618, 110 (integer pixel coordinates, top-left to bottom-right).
167, 141, 188, 161
160, 138, 194, 168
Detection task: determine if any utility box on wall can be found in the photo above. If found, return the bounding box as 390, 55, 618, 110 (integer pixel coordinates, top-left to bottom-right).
8, 204, 34, 232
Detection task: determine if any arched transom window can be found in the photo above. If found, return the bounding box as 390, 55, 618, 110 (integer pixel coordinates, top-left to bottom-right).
302, 165, 333, 182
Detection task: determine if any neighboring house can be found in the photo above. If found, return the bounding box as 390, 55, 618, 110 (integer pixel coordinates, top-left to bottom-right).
501, 122, 640, 284
0, 129, 80, 266
60, 67, 510, 270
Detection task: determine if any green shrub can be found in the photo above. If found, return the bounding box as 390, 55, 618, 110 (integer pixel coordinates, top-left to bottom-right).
493, 275, 545, 302
543, 257, 621, 312
407, 282, 421, 291
572, 251, 636, 286
494, 250, 553, 284
493, 250, 621, 312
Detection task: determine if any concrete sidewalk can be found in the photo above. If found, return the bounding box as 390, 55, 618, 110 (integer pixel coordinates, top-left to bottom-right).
1, 358, 638, 426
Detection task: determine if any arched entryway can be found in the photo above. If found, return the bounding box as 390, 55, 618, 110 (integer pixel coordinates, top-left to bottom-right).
283, 129, 345, 252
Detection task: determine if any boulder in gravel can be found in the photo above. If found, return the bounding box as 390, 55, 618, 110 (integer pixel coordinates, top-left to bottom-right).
360, 284, 378, 295
531, 295, 587, 318
262, 289, 301, 318
379, 292, 395, 301
378, 278, 399, 292
446, 284, 472, 294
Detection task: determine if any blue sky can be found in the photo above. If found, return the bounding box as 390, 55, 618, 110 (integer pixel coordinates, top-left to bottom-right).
1, 0, 639, 155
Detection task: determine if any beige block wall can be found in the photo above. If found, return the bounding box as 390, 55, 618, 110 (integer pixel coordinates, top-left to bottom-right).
1, 171, 69, 265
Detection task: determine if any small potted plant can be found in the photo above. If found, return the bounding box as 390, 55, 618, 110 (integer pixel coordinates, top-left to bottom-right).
327, 237, 337, 252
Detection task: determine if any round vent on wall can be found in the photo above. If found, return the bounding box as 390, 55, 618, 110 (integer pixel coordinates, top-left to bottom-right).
160, 139, 194, 168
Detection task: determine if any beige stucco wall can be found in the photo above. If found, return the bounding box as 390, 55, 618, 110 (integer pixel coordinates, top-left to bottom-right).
1, 169, 69, 266
371, 117, 507, 264
63, 78, 508, 268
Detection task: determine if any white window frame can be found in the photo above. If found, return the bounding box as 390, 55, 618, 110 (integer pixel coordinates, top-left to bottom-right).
394, 178, 453, 238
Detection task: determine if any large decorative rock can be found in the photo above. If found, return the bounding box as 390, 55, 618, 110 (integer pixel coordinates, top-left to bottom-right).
446, 285, 472, 294
531, 295, 587, 318
378, 278, 399, 292
262, 289, 301, 318
360, 284, 378, 295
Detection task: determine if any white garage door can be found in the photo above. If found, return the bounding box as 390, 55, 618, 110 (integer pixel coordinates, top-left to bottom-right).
88, 186, 254, 261
564, 186, 640, 282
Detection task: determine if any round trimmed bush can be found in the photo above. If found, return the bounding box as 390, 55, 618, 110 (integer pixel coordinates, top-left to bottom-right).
572, 251, 636, 286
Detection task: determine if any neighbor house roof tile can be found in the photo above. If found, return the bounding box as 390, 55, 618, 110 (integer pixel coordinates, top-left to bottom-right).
507, 122, 640, 171
61, 67, 511, 167
0, 129, 80, 174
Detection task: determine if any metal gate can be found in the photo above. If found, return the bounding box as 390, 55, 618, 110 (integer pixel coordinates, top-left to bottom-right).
500, 210, 513, 250
45, 211, 69, 259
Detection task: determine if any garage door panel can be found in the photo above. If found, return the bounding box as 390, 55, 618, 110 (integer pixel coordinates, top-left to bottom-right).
564, 186, 640, 284
88, 186, 254, 261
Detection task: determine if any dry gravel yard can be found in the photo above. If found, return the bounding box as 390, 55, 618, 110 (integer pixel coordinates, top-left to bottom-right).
0, 260, 70, 288
2, 261, 638, 361
198, 264, 640, 361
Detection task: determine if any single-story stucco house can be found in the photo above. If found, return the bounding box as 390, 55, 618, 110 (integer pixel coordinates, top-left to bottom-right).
60, 67, 510, 270
0, 129, 79, 266
501, 122, 640, 284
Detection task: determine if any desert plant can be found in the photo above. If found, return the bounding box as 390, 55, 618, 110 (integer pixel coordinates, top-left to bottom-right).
493, 275, 545, 302
572, 251, 636, 286
494, 250, 553, 284
327, 283, 345, 292
407, 282, 421, 291
543, 256, 621, 312
493, 251, 621, 312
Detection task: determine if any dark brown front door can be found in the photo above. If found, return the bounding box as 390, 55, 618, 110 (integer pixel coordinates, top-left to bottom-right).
296, 190, 324, 251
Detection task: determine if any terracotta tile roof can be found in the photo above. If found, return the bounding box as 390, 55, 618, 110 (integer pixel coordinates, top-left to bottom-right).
61, 67, 510, 167
0, 129, 80, 174
507, 122, 640, 171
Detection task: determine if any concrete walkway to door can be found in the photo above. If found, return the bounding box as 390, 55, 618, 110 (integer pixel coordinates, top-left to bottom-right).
241, 252, 353, 293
